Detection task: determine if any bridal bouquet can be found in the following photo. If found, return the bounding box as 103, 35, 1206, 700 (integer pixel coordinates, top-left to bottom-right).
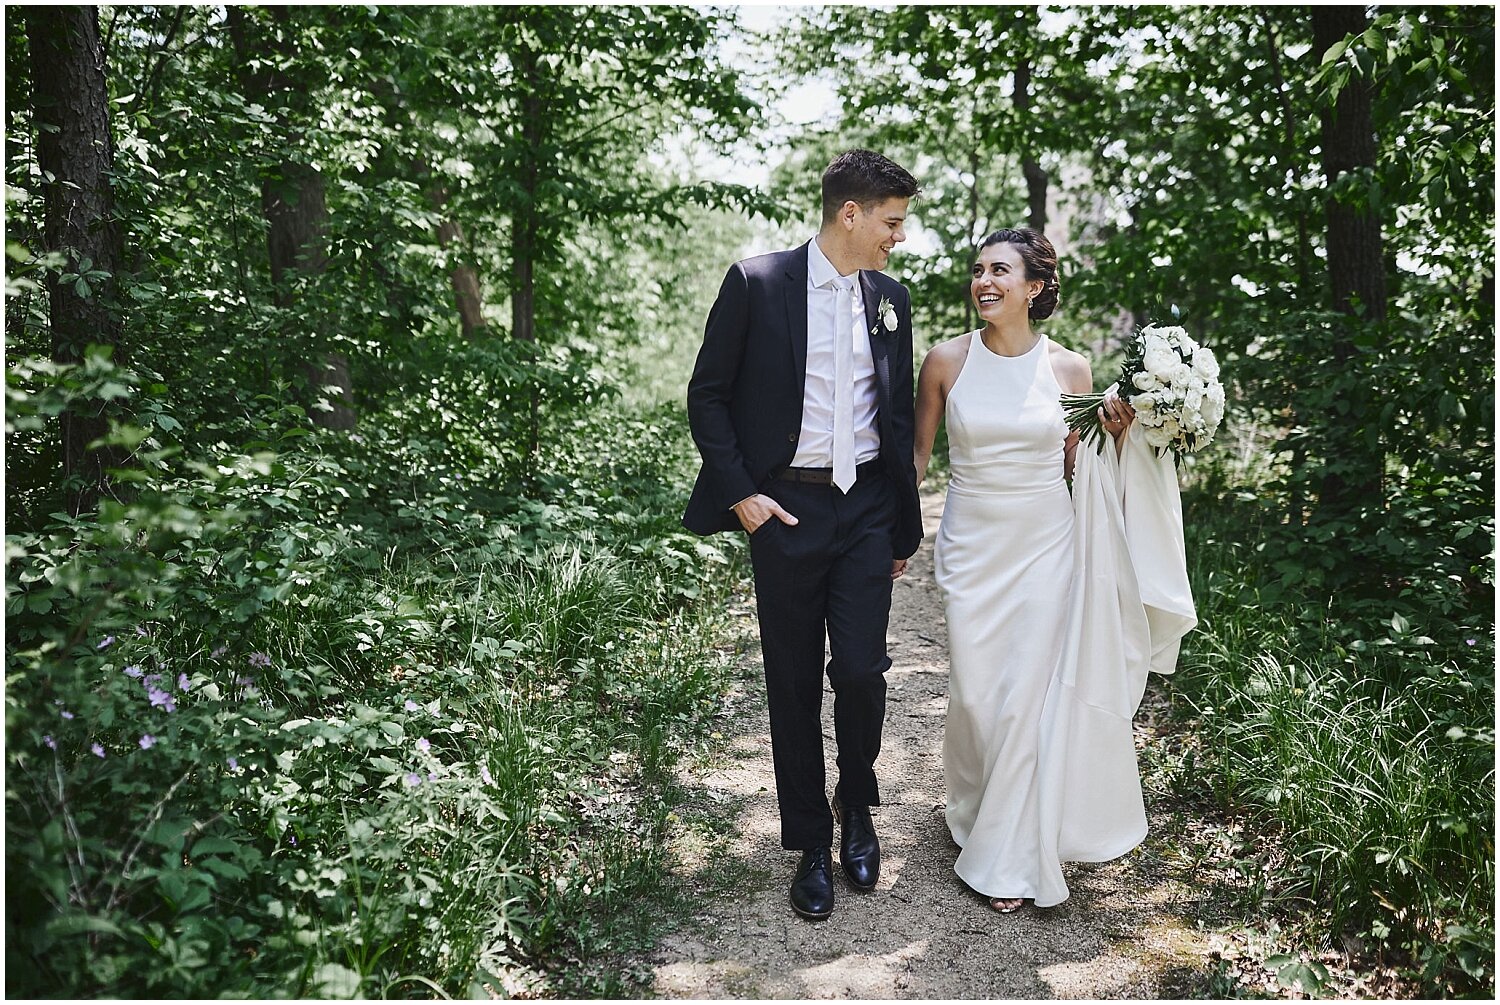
1062, 323, 1224, 456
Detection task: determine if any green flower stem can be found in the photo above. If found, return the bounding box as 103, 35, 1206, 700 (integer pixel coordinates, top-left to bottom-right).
1061, 391, 1110, 454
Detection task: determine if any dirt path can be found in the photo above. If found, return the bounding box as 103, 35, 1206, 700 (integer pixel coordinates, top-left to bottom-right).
647, 487, 1215, 999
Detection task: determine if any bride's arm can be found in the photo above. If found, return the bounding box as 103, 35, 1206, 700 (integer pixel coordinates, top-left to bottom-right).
913, 347, 951, 486
1057, 353, 1093, 482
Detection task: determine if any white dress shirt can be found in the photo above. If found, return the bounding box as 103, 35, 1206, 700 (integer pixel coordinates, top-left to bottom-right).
793, 237, 882, 470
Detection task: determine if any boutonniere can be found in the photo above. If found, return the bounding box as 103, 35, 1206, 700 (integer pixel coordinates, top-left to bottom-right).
873, 296, 898, 335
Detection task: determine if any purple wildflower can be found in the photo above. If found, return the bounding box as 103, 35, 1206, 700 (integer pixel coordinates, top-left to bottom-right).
211, 644, 228, 659
1467, 639, 1477, 646
427, 772, 438, 781
404, 699, 419, 712
134, 625, 148, 637
43, 735, 56, 750
91, 743, 106, 758
416, 737, 431, 754
178, 673, 191, 692
143, 673, 163, 689
60, 709, 75, 720
227, 757, 239, 770
148, 688, 177, 713
139, 734, 156, 749
97, 636, 116, 650
480, 765, 493, 785
248, 652, 272, 668
124, 665, 145, 679
404, 772, 422, 787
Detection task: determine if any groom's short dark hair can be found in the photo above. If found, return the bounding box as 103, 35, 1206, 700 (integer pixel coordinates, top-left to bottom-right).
821, 150, 920, 224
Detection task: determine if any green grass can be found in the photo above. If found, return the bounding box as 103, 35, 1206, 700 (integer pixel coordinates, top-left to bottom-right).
4, 398, 758, 998
1164, 491, 1495, 996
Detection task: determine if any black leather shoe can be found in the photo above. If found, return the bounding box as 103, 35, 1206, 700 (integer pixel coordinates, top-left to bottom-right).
834, 796, 880, 890
789, 847, 835, 920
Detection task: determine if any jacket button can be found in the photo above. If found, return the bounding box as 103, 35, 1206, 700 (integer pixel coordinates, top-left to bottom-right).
787, 433, 797, 442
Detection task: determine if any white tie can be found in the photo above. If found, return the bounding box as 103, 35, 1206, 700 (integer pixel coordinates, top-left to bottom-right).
832, 277, 856, 494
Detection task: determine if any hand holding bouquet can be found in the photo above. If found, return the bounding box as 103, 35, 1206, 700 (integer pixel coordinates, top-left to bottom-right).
1062, 323, 1224, 456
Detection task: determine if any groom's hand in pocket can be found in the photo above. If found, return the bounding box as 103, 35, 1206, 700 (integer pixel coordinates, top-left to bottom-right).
732, 494, 799, 534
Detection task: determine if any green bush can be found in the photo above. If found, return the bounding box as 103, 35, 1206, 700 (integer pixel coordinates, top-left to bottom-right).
1170, 475, 1494, 996
5, 352, 748, 997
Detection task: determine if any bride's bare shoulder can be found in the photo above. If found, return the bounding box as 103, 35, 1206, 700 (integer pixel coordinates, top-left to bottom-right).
922, 332, 972, 368
1047, 341, 1094, 394
918, 333, 972, 391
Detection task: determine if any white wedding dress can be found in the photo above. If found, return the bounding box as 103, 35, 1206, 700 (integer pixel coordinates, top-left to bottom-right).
933, 330, 1196, 907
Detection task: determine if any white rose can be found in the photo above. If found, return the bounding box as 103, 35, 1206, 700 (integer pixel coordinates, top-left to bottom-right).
1168, 360, 1194, 390
1192, 348, 1220, 381
1132, 369, 1160, 391
1144, 425, 1174, 449
1181, 405, 1203, 432
1143, 342, 1178, 378
1202, 384, 1225, 426
1184, 384, 1203, 413
1148, 325, 1188, 344
881, 303, 898, 332
1129, 393, 1156, 413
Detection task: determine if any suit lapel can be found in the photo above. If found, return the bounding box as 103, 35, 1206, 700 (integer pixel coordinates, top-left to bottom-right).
860, 271, 893, 404
784, 244, 810, 392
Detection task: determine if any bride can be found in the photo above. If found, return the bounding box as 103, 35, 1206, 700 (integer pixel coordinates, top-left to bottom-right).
913, 228, 1195, 912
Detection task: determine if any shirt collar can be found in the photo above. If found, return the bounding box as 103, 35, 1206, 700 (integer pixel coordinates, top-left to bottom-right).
808, 237, 858, 290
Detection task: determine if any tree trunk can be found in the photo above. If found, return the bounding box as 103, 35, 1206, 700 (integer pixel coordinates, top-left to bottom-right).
427, 182, 487, 339
512, 44, 542, 346
229, 7, 354, 430
965, 144, 979, 331
403, 125, 489, 338
26, 4, 126, 515
1312, 6, 1385, 512
1013, 36, 1048, 232
513, 43, 543, 465
1313, 8, 1387, 324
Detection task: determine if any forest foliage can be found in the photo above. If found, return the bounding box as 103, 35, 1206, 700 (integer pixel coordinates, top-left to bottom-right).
5, 4, 1494, 998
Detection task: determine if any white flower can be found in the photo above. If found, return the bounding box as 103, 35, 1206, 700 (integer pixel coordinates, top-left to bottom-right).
877, 297, 898, 332
1184, 384, 1203, 414
1202, 382, 1225, 426
1132, 370, 1160, 391
1192, 347, 1220, 381
1143, 425, 1174, 449
1143, 341, 1179, 377
1150, 325, 1188, 345
1168, 361, 1194, 392
1129, 393, 1156, 413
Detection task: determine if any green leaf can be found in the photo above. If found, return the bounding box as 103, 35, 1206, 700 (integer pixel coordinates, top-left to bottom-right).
311, 963, 363, 997
189, 836, 241, 857
45, 913, 126, 939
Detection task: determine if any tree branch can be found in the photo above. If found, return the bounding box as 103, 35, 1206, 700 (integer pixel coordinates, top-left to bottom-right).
126, 5, 187, 119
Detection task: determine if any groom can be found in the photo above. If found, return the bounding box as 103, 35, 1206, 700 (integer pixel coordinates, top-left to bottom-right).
683, 150, 923, 920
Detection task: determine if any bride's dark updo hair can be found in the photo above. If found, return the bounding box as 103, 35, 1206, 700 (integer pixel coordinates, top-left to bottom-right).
977, 228, 1060, 320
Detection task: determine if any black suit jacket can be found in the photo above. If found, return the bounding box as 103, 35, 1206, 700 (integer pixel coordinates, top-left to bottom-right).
682, 241, 924, 560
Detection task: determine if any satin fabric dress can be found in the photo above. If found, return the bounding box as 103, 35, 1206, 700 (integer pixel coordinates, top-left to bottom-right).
933, 331, 1196, 907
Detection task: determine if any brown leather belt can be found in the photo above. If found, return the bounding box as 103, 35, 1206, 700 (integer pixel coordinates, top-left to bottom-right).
775, 459, 883, 485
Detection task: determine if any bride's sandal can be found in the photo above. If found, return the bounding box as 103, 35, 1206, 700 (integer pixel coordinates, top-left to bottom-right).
989, 897, 1024, 914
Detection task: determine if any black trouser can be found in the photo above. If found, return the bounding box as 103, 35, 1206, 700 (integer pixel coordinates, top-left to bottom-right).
747, 465, 896, 850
